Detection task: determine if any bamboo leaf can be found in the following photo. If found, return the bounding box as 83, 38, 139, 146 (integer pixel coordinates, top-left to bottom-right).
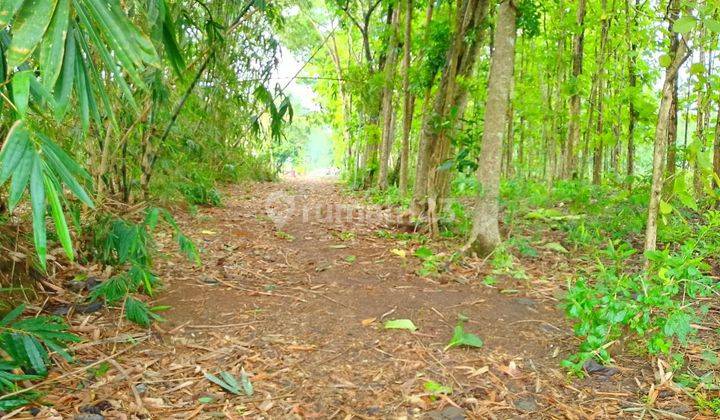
0, 0, 25, 27
39, 0, 69, 90
52, 23, 75, 120
0, 120, 31, 186
29, 152, 47, 270
44, 172, 74, 261
7, 0, 58, 68
11, 69, 32, 117
21, 335, 46, 375
0, 304, 25, 326
7, 143, 33, 212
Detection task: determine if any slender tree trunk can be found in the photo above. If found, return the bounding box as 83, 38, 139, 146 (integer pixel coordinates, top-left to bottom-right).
667, 64, 679, 181
563, 0, 587, 178
626, 0, 640, 184
466, 0, 517, 256
714, 105, 720, 192
378, 7, 401, 189
644, 0, 689, 261
693, 44, 707, 197
399, 0, 414, 195
409, 1, 437, 215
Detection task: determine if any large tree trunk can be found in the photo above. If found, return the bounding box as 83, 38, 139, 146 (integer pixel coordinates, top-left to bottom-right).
563, 0, 587, 179
399, 0, 414, 196
644, 0, 689, 260
416, 0, 490, 234
378, 7, 401, 189
466, 0, 517, 256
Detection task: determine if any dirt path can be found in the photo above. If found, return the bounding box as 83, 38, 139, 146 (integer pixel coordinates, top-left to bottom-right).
39, 179, 687, 418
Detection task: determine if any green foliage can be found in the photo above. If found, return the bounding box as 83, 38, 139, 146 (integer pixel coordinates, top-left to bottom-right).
0, 304, 79, 410
444, 318, 484, 351
88, 207, 199, 325
562, 240, 716, 374
204, 370, 253, 396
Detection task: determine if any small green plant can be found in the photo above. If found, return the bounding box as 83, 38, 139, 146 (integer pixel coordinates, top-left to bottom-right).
87, 208, 199, 326
275, 230, 294, 241
424, 380, 452, 400
445, 316, 484, 351
205, 370, 253, 396
0, 304, 79, 410
414, 246, 443, 276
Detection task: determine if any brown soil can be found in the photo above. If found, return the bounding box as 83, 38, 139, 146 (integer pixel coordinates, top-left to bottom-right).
26, 179, 701, 419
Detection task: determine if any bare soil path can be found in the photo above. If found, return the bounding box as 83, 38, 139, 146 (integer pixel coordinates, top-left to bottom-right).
35, 179, 693, 419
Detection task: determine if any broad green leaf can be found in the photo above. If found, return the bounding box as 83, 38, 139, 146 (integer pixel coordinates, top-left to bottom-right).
29, 152, 47, 269
445, 322, 484, 350
706, 18, 720, 33
690, 62, 705, 75
424, 380, 452, 395
658, 54, 671, 68
11, 70, 32, 117
0, 0, 24, 26
39, 0, 69, 90
659, 200, 673, 215
384, 319, 417, 331
7, 0, 58, 68
44, 173, 74, 261
0, 120, 31, 185
672, 16, 696, 34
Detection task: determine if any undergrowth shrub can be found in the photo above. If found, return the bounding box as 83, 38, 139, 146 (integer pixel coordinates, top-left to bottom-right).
563, 235, 718, 375
86, 207, 199, 326
0, 304, 78, 410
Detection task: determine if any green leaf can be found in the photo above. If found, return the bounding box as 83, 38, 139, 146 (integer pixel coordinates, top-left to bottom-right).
44, 173, 74, 261
29, 152, 47, 269
204, 371, 241, 395
52, 24, 75, 120
22, 335, 46, 375
0, 120, 31, 186
384, 319, 417, 331
414, 246, 433, 260
39, 0, 69, 90
125, 297, 151, 327
7, 144, 33, 212
659, 200, 673, 215
11, 70, 32, 117
0, 304, 25, 326
0, 0, 25, 27
690, 62, 705, 75
445, 322, 484, 350
6, 0, 59, 68
706, 18, 720, 33
658, 54, 671, 68
240, 369, 253, 396
424, 380, 452, 395
672, 15, 696, 34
